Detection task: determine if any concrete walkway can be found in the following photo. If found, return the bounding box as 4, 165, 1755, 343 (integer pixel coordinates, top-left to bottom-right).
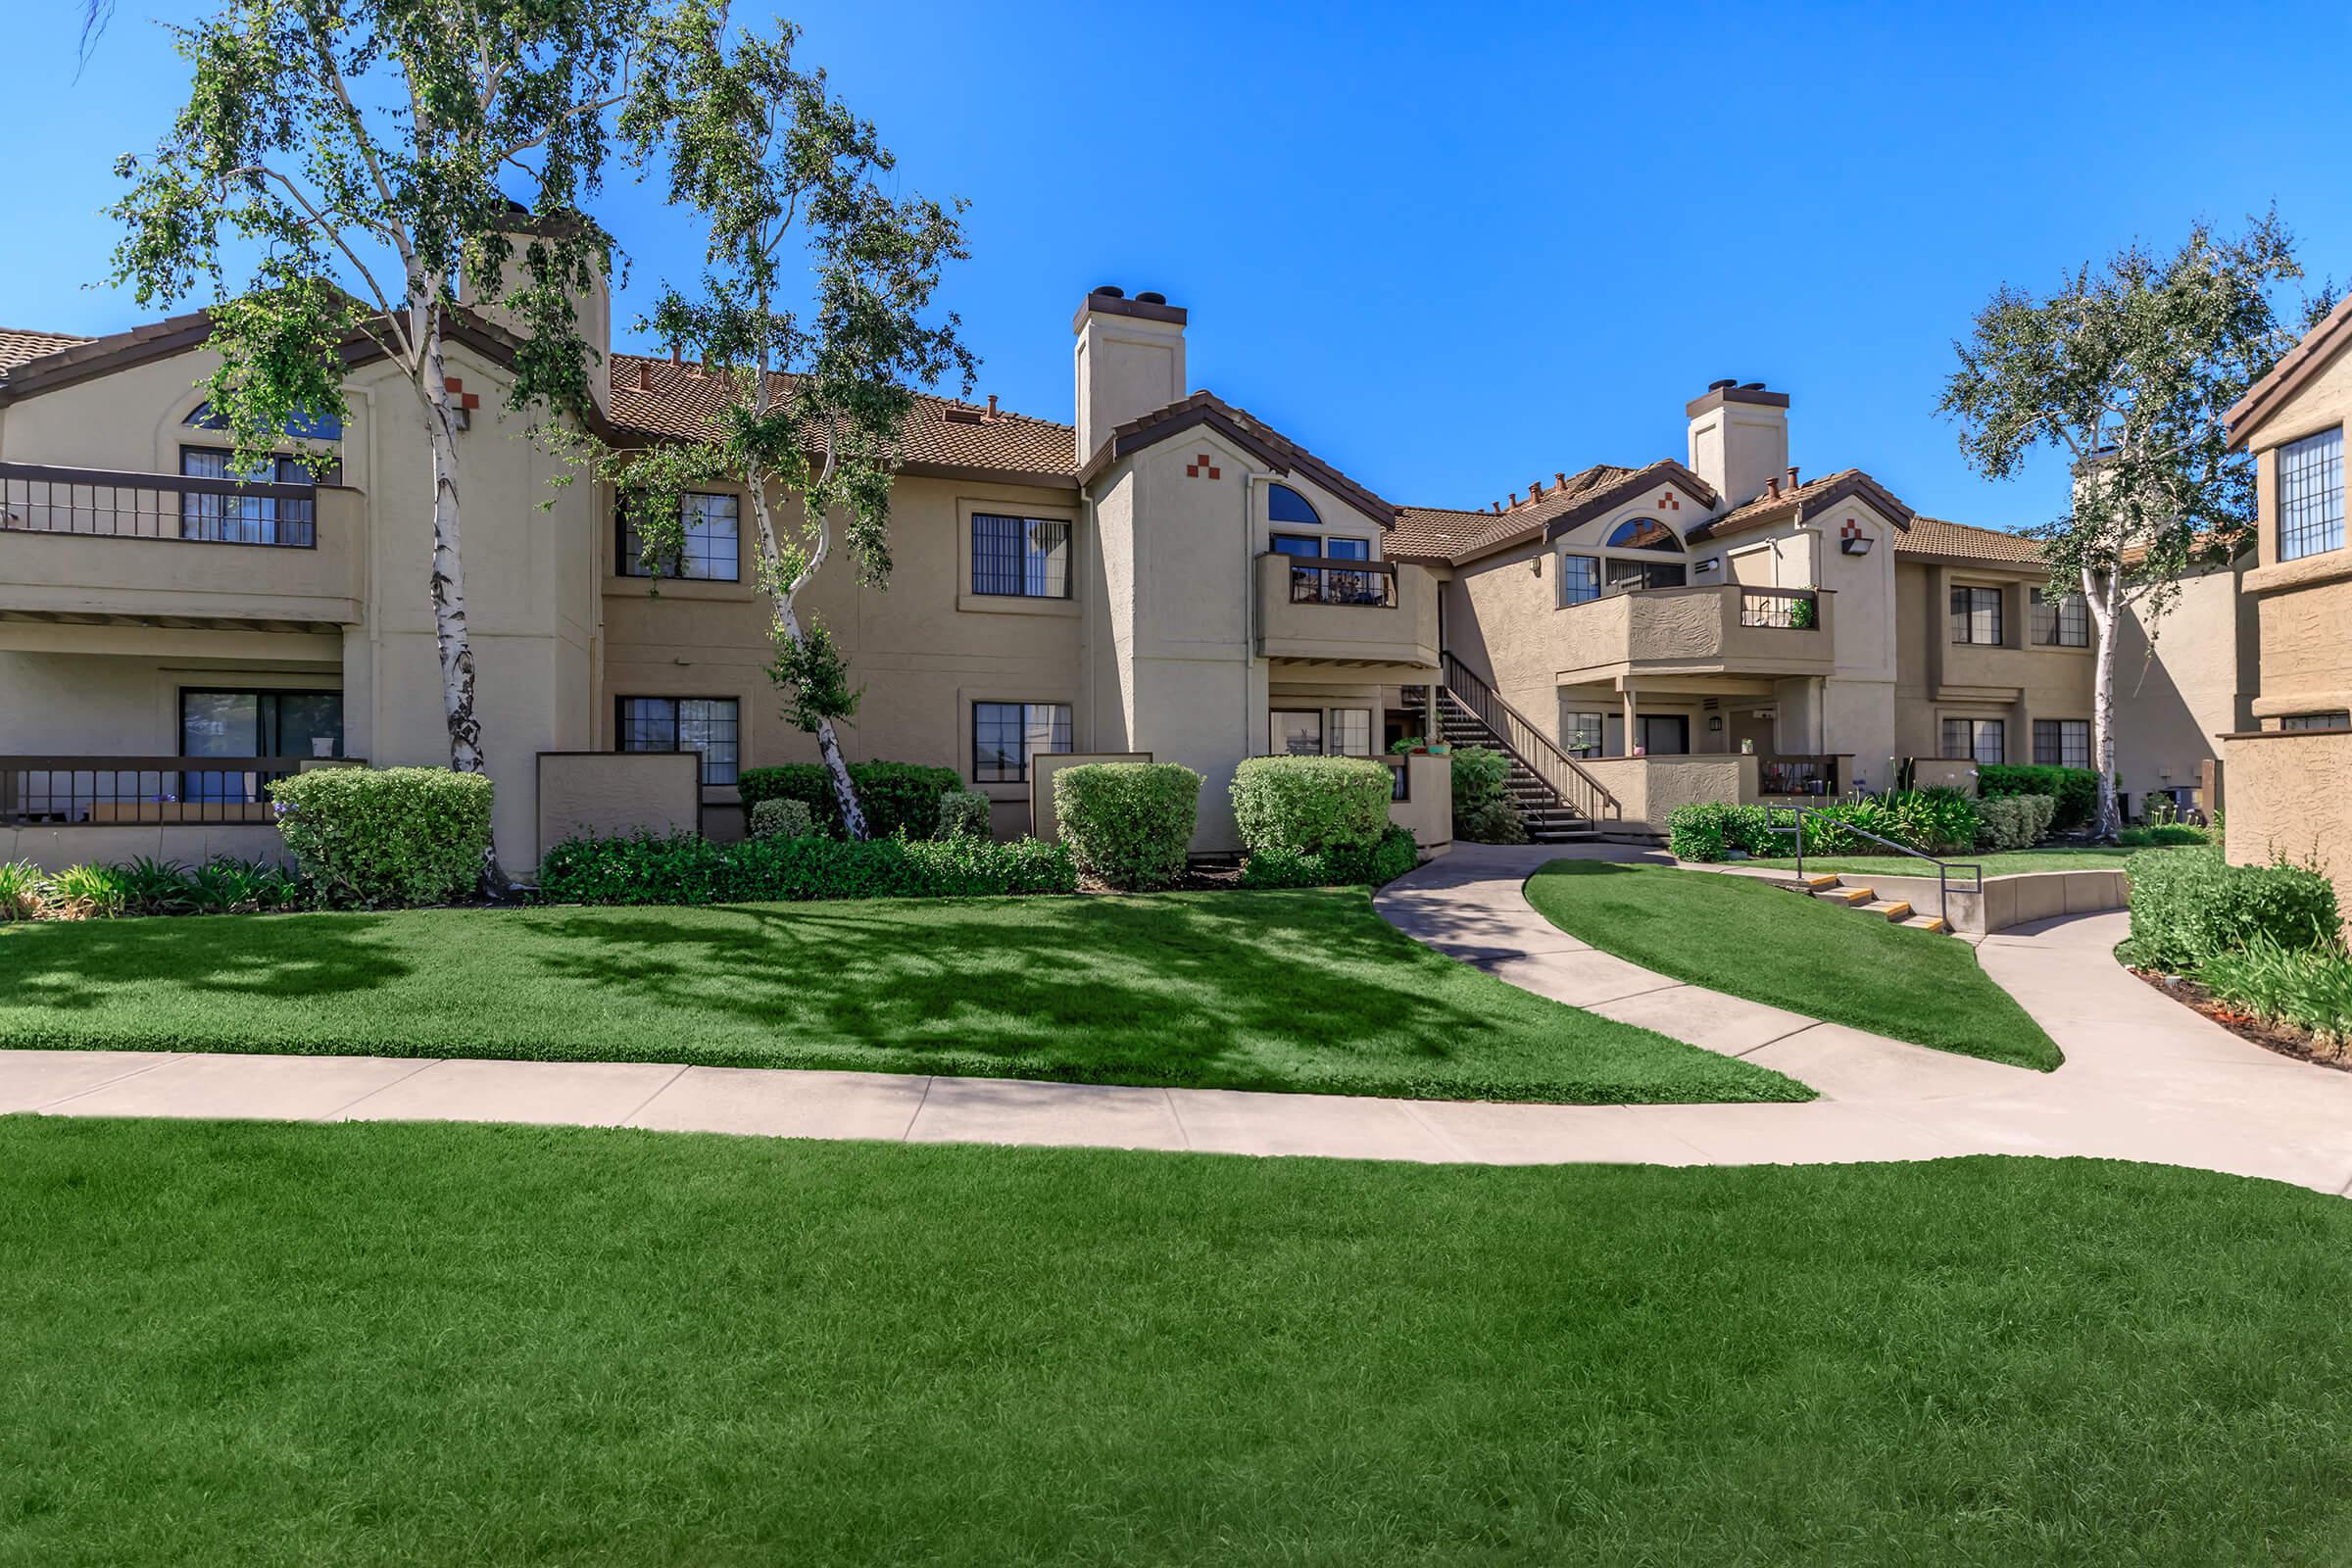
7, 843, 2352, 1192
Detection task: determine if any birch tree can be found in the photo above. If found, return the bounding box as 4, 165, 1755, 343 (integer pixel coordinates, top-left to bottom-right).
107, 0, 656, 884
580, 4, 973, 837
1937, 214, 2317, 839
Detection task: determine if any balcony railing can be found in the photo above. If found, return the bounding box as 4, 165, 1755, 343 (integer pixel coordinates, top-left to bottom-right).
1737, 587, 1819, 629
0, 463, 318, 549
0, 756, 314, 826
1286, 557, 1396, 608
1758, 755, 1841, 797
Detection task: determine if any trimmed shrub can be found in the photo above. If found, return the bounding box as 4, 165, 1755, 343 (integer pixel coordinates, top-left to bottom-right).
737, 760, 963, 841
937, 789, 994, 842
2119, 823, 2211, 849
1976, 793, 2058, 852
2124, 847, 2341, 972
269, 766, 493, 907
1666, 802, 1783, 862
1230, 756, 1392, 857
535, 830, 1076, 905
1054, 762, 1201, 890
1241, 824, 1421, 889
0, 858, 48, 920
1979, 763, 2099, 831
1449, 746, 1527, 845
2200, 936, 2352, 1047
750, 798, 816, 841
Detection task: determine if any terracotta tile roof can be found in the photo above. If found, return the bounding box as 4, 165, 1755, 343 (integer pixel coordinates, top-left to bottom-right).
606, 353, 1077, 484
1685, 467, 1916, 544
0, 327, 93, 373
1896, 514, 2045, 564
1392, 460, 1720, 564
1075, 389, 1396, 526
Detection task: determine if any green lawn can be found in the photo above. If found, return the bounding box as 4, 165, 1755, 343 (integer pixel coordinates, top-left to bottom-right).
1525, 860, 2062, 1069
7, 1119, 2352, 1566
1744, 846, 2139, 877
0, 888, 1803, 1104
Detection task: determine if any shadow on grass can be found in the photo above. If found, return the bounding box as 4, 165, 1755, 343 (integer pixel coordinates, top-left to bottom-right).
0, 911, 406, 1013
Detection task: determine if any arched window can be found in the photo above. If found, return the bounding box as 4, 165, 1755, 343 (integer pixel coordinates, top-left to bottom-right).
1268, 483, 1320, 525
1604, 516, 1681, 553
186, 400, 344, 442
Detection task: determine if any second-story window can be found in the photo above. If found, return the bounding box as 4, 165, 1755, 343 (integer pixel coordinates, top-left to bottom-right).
1558, 554, 1601, 606
2030, 587, 2088, 647
619, 493, 740, 581
2278, 426, 2344, 562
972, 514, 1071, 598
179, 447, 317, 546
1949, 585, 2004, 645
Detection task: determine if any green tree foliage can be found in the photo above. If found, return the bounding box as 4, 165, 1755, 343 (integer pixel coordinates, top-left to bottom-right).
574, 7, 976, 838
108, 0, 662, 884
1938, 214, 2325, 839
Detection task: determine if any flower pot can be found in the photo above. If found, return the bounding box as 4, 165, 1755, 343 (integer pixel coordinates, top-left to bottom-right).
1427, 743, 1451, 757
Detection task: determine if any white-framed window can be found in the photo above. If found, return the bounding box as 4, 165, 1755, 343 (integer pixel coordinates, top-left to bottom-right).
2033, 718, 2090, 768
2278, 426, 2344, 562
617, 696, 740, 785
972, 514, 1071, 598
619, 492, 740, 581
1558, 553, 1601, 606
972, 702, 1072, 782
1941, 716, 2004, 765
1329, 709, 1372, 756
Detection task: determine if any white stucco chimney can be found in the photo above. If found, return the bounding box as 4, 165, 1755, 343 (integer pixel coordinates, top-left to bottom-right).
1073, 286, 1188, 465
1686, 379, 1791, 509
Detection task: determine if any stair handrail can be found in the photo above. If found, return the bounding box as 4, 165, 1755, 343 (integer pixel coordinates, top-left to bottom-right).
1438, 652, 1621, 821
1765, 803, 1983, 922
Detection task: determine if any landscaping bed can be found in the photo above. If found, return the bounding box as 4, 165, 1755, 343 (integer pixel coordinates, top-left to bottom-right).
7, 1120, 2352, 1566
1524, 860, 2062, 1069
2130, 966, 2352, 1070
0, 888, 1804, 1104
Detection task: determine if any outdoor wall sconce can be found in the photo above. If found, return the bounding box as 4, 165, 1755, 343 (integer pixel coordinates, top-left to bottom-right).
1709, 715, 1723, 732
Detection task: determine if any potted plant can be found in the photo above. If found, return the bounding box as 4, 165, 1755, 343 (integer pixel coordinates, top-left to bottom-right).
1428, 740, 1451, 757
1739, 737, 1754, 755
1390, 736, 1429, 756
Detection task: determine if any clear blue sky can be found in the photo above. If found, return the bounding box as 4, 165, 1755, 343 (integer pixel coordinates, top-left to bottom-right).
8, 1, 2345, 527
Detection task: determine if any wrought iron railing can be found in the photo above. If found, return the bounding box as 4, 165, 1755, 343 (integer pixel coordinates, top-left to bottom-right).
1285, 556, 1396, 607
1438, 651, 1621, 822
0, 756, 315, 826
1758, 755, 1840, 796
0, 462, 318, 548
1738, 587, 1819, 629
1766, 802, 1983, 922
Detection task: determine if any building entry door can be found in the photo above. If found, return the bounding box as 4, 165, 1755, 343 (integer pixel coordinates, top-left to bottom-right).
1636, 713, 1690, 756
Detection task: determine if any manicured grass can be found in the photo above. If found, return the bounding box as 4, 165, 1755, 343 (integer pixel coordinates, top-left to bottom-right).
0, 888, 1803, 1104
1526, 860, 2062, 1068
8, 1119, 2352, 1565
1745, 846, 2139, 877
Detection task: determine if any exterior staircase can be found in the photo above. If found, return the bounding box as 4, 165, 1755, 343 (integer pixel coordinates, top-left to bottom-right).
1430, 653, 1617, 844
1786, 871, 1952, 935
1434, 697, 1597, 842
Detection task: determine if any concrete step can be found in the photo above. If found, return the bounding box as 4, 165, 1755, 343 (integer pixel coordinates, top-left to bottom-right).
1797, 873, 1843, 891
1902, 914, 1952, 935
1820, 886, 1877, 906
1862, 900, 1913, 922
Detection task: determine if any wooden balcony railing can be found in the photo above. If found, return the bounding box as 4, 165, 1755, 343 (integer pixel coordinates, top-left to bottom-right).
0, 463, 318, 549
1284, 556, 1397, 608
0, 756, 319, 826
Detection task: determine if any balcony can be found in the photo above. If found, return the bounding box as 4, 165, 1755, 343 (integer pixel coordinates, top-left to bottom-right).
0, 463, 364, 632
1553, 583, 1835, 684
1253, 553, 1439, 668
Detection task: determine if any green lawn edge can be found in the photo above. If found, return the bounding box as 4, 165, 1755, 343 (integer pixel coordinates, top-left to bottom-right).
1523, 860, 2063, 1070
0, 886, 1809, 1106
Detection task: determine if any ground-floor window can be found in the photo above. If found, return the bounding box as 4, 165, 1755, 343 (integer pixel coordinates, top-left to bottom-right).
973, 701, 1072, 782
1269, 710, 1323, 757
1635, 714, 1689, 756
2033, 717, 2090, 769
1562, 710, 1604, 758
179, 688, 345, 803
617, 697, 741, 785
1328, 709, 1373, 757
1941, 716, 2005, 765
2280, 711, 2352, 731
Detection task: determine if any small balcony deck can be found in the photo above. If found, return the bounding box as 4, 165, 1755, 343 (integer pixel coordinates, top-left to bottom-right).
0, 463, 364, 633
1553, 584, 1835, 684
1253, 553, 1439, 669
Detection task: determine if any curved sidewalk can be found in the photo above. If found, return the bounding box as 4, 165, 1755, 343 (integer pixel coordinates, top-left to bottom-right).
7, 846, 2352, 1193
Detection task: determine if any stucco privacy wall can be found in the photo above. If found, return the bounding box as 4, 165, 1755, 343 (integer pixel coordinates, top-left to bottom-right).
537, 751, 699, 858
1577, 754, 1752, 827
2224, 729, 2352, 940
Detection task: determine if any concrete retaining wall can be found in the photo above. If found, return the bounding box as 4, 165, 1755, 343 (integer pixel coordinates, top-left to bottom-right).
1837, 866, 2130, 935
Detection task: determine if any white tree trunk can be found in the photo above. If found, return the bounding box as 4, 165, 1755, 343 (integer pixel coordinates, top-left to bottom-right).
422, 320, 504, 885
745, 481, 868, 840
2084, 562, 2121, 841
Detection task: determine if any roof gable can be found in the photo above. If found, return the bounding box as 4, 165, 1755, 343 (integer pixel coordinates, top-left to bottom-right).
1684, 467, 1915, 545
1076, 390, 1396, 528
2226, 293, 2352, 450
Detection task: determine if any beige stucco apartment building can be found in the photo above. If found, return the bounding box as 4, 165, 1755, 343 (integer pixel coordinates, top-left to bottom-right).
2217, 297, 2352, 927
0, 279, 2245, 871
